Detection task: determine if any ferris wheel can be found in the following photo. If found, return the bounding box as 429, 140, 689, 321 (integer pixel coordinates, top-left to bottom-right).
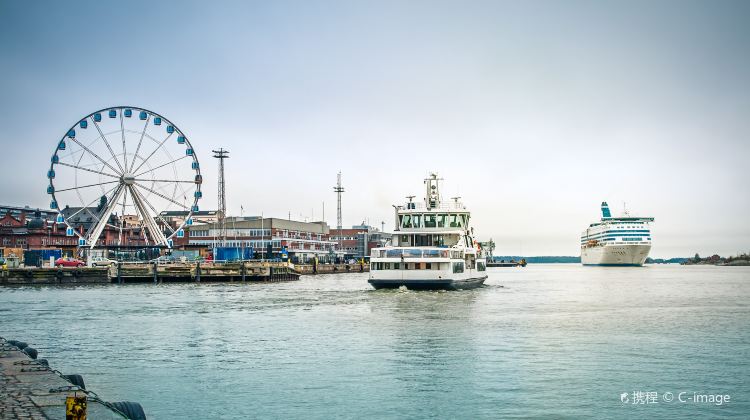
47, 106, 202, 248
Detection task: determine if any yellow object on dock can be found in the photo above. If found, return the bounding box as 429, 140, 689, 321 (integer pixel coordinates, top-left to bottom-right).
66, 394, 87, 420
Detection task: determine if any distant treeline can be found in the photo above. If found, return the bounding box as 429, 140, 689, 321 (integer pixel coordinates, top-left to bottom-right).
646, 257, 689, 264
493, 256, 581, 263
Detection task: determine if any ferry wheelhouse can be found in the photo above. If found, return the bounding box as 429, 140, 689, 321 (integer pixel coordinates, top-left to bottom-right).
368, 174, 487, 290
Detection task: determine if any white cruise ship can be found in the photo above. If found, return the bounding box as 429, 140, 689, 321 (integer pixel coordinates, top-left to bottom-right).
580, 202, 654, 266
368, 173, 488, 290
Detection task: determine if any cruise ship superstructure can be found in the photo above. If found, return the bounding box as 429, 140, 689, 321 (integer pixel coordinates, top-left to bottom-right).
580, 202, 654, 266
368, 173, 487, 290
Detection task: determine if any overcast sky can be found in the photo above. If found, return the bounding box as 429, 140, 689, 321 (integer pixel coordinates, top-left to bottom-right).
1, 0, 748, 257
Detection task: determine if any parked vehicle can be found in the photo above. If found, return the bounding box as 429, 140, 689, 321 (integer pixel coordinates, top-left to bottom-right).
55, 257, 84, 268
91, 256, 116, 267
0, 257, 7, 269
151, 255, 177, 264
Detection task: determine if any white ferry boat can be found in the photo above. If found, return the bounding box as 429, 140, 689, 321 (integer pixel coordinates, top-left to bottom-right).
580, 202, 654, 266
368, 173, 487, 290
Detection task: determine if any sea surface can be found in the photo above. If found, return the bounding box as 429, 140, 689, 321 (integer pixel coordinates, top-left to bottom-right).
1, 264, 748, 419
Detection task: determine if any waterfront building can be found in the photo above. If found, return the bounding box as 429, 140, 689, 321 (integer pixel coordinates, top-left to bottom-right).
179, 216, 340, 263
329, 225, 391, 260
160, 210, 219, 226
0, 209, 77, 254
0, 205, 57, 225
0, 204, 152, 255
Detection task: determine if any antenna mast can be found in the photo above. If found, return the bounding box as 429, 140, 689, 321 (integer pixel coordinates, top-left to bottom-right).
334, 172, 345, 255
213, 148, 229, 247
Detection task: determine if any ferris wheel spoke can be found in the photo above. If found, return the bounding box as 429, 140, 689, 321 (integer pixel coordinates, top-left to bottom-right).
69, 137, 122, 176
128, 114, 151, 173
131, 132, 174, 175
87, 185, 126, 249
133, 181, 189, 210
128, 185, 169, 246
55, 162, 121, 179
120, 110, 128, 171
55, 180, 120, 193
63, 183, 121, 221
133, 178, 196, 184
91, 118, 125, 174
132, 155, 188, 178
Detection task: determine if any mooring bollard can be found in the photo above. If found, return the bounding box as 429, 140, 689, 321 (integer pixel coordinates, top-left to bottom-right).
196, 262, 201, 282
153, 261, 158, 284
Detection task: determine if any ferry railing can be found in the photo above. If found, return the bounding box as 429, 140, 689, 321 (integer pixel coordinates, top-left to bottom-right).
371, 248, 452, 259
403, 202, 467, 211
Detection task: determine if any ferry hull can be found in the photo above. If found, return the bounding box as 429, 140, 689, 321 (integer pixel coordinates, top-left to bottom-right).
581, 244, 651, 266
368, 276, 487, 291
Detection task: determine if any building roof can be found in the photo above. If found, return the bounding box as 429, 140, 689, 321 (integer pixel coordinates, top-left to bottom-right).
190, 217, 331, 234
160, 210, 218, 216
61, 206, 117, 230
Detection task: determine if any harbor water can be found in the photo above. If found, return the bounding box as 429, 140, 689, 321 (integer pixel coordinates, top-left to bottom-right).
1, 264, 748, 419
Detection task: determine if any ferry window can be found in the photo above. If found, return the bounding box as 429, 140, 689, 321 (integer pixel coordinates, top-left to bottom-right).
424, 214, 436, 228
401, 215, 412, 228
386, 249, 403, 258
452, 262, 464, 273
404, 249, 422, 258
424, 249, 440, 258
437, 214, 448, 227
394, 263, 400, 269
385, 263, 391, 269
461, 214, 468, 227
426, 263, 432, 269
450, 214, 459, 227
412, 214, 422, 228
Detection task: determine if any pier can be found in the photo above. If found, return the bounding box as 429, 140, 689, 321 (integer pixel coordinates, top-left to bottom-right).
1, 337, 144, 419
0, 261, 300, 285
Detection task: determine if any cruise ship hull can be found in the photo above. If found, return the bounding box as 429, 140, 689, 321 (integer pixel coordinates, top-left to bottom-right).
368, 276, 487, 291
581, 244, 651, 266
